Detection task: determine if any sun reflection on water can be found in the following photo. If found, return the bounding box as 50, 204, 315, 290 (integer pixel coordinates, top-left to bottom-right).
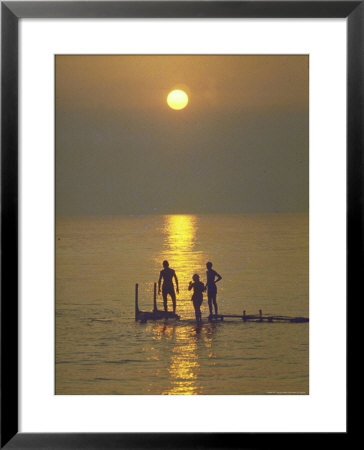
150, 321, 219, 395
152, 215, 210, 394
151, 322, 199, 395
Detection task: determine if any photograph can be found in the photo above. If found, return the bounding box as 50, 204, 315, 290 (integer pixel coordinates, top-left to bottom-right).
55, 54, 309, 395
2, 0, 356, 444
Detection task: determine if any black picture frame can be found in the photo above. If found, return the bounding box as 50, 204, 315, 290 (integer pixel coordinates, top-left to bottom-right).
1, 1, 356, 448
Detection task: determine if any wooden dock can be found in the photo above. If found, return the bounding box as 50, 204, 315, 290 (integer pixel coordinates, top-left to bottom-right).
134, 283, 308, 324
208, 310, 309, 323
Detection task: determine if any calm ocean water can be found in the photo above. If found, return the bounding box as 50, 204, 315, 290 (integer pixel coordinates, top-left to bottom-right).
56, 214, 308, 395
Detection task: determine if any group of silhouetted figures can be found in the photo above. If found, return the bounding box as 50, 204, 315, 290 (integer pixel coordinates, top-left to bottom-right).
158, 260, 222, 323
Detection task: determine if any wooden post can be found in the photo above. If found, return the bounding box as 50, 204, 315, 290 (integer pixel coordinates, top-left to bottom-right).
153, 282, 157, 312
135, 283, 139, 321
243, 310, 246, 322
259, 309, 263, 322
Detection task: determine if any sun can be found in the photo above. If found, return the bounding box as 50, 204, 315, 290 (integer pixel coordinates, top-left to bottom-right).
167, 89, 189, 110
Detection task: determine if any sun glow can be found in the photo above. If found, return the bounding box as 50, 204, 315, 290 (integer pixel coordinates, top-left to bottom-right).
167, 89, 189, 110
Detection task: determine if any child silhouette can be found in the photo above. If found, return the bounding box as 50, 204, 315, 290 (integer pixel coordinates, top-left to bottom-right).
188, 274, 206, 323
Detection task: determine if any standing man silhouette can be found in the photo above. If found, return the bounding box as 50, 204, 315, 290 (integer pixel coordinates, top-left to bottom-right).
158, 260, 179, 314
206, 262, 222, 317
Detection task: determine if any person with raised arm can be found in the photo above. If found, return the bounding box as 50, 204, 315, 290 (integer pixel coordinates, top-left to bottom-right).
205, 262, 222, 317
188, 274, 205, 323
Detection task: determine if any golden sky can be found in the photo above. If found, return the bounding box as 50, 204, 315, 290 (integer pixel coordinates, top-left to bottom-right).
56, 55, 308, 215
57, 55, 308, 114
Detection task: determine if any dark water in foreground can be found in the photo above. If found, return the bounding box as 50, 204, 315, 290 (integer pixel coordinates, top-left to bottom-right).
56, 214, 309, 395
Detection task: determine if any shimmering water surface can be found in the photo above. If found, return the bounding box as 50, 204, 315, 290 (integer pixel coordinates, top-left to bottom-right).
56, 214, 308, 395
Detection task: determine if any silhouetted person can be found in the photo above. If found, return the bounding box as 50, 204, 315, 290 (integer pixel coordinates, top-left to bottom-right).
188, 274, 205, 323
206, 262, 222, 316
158, 260, 179, 314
